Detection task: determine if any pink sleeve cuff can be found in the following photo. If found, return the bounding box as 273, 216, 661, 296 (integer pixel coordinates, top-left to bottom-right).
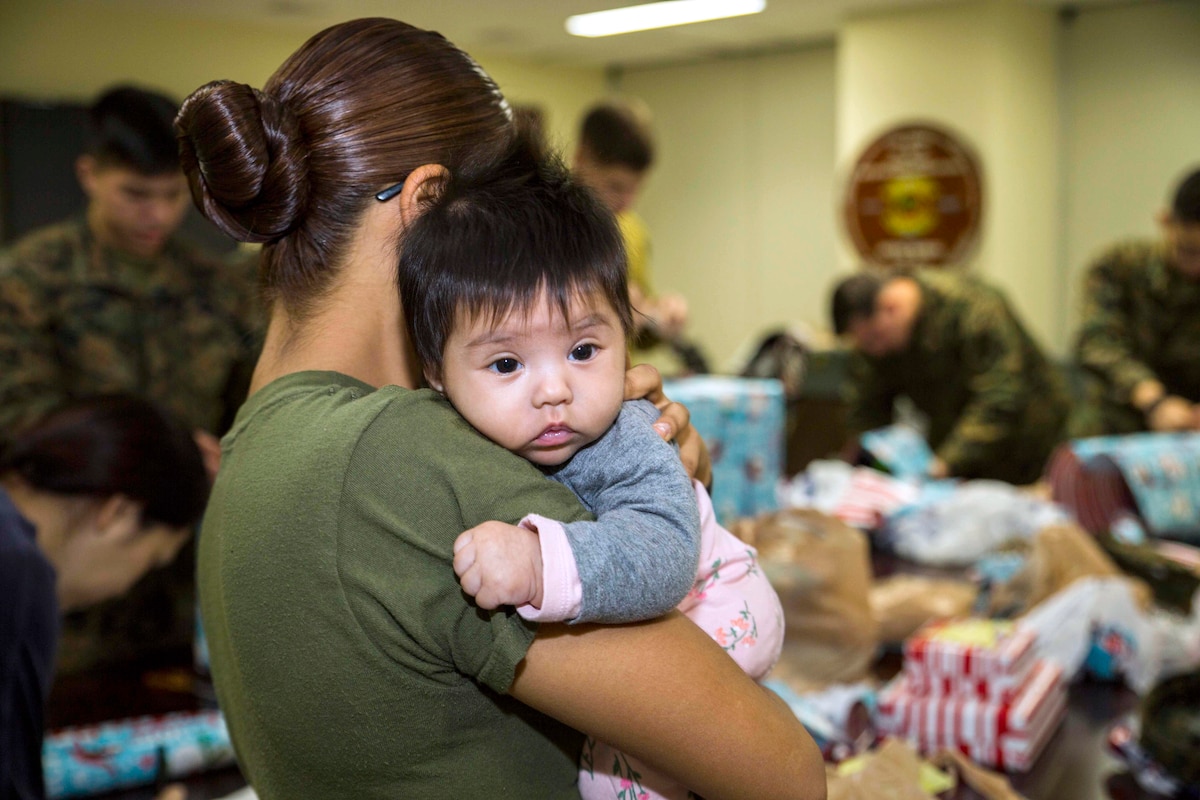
516, 514, 583, 622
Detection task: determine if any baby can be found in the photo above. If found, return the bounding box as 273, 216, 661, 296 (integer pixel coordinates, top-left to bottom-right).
398, 134, 784, 800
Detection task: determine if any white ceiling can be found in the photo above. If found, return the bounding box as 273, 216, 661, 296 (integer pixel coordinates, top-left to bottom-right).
120, 0, 1134, 69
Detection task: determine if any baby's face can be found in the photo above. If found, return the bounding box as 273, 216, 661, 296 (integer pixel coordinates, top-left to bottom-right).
432, 289, 627, 467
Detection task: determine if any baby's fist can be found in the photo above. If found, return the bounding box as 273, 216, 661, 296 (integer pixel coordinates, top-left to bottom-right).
453, 521, 543, 610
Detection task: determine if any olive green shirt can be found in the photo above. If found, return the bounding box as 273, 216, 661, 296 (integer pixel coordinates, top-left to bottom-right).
199, 371, 591, 799
844, 270, 1069, 484
1073, 240, 1200, 435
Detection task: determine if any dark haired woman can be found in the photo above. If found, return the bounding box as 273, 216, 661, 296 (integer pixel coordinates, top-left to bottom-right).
0, 394, 208, 800
176, 17, 823, 800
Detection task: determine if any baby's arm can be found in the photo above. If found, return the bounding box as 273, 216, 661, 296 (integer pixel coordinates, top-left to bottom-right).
452, 400, 701, 623
542, 399, 702, 623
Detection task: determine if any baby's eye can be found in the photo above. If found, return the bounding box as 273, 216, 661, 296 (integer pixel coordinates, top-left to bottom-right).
489, 358, 521, 375
570, 343, 597, 361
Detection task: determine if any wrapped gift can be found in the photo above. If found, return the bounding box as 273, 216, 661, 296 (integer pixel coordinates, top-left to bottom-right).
860, 424, 934, 480
662, 376, 784, 524
1047, 433, 1200, 541
877, 658, 1067, 772
903, 618, 1037, 701
43, 709, 235, 799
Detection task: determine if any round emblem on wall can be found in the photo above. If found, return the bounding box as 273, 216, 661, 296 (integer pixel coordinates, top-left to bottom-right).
842, 122, 983, 269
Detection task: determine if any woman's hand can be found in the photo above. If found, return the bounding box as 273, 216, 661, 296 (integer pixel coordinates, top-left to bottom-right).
624, 363, 712, 487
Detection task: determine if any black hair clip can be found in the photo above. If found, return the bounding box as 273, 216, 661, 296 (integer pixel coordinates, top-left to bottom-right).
375, 181, 405, 202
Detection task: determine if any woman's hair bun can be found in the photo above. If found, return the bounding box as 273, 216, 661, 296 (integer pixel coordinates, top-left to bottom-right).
176, 80, 310, 243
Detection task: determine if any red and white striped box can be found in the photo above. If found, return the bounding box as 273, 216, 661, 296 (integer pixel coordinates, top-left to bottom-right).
903, 618, 1037, 701
876, 658, 1067, 772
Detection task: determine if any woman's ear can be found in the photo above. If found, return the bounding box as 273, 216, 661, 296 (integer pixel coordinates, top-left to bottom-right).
399, 164, 450, 229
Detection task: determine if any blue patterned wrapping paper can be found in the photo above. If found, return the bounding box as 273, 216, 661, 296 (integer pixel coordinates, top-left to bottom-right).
860, 424, 934, 480
662, 376, 784, 524
43, 710, 235, 799
1070, 433, 1200, 540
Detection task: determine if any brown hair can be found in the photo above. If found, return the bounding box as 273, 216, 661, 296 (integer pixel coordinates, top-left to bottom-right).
175, 18, 513, 316
0, 394, 208, 529
578, 99, 655, 173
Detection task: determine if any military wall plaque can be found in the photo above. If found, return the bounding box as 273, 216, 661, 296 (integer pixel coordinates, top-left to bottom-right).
842, 122, 983, 269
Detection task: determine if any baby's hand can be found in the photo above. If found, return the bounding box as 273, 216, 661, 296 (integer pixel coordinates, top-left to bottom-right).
453, 521, 544, 610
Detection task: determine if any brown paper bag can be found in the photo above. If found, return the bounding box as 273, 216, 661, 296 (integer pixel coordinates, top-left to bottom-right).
734, 509, 879, 685
826, 739, 1027, 800
870, 575, 978, 645
826, 739, 937, 800
985, 523, 1152, 617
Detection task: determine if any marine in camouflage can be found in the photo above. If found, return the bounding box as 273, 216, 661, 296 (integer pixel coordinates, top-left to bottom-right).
0, 216, 262, 673
1072, 240, 1200, 436
843, 269, 1070, 485
0, 217, 261, 438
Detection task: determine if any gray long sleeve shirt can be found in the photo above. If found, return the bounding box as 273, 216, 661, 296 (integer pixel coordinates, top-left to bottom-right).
543, 399, 702, 623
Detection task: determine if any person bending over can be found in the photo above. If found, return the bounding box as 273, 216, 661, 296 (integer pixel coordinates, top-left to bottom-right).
0, 395, 208, 800
831, 269, 1069, 484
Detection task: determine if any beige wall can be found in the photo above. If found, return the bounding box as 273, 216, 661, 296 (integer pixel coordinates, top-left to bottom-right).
0, 2, 604, 161
621, 45, 839, 370
3, 1, 1198, 368
609, 1, 1199, 366
838, 0, 1062, 350
1060, 0, 1200, 343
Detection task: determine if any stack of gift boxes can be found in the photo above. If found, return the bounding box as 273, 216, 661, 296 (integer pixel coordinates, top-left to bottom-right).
876, 618, 1067, 772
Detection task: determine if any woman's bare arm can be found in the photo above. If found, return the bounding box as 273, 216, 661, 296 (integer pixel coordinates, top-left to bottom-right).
511, 612, 826, 800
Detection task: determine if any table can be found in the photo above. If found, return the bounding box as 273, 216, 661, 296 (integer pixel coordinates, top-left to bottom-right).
869, 552, 1159, 800
45, 631, 1161, 800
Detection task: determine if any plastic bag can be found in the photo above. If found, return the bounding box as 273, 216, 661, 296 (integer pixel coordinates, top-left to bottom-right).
881, 481, 1069, 567
1017, 576, 1200, 694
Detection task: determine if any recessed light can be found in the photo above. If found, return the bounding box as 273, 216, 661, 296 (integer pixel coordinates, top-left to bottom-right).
566, 0, 767, 38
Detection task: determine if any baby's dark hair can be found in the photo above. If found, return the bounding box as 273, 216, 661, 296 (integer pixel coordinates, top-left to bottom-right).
85, 85, 181, 175
1171, 167, 1200, 225
0, 394, 209, 529
399, 132, 633, 372
830, 272, 886, 336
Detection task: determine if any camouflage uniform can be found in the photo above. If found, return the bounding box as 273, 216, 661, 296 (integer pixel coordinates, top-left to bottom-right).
1073, 240, 1200, 436
843, 269, 1070, 485
0, 216, 262, 674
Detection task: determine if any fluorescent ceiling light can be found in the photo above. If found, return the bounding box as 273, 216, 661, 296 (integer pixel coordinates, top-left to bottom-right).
566, 0, 766, 38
